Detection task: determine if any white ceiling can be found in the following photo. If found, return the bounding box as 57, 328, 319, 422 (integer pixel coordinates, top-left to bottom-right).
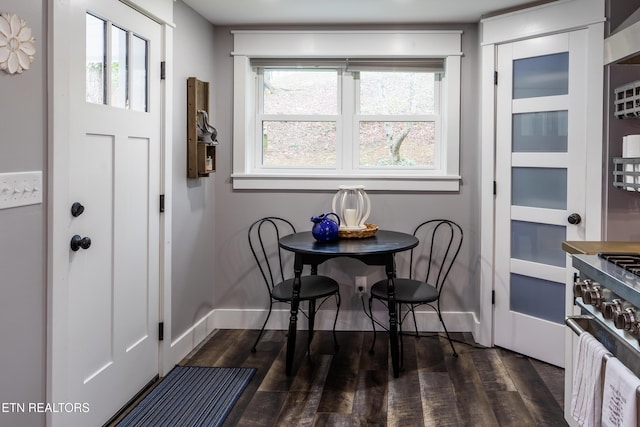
182, 0, 553, 26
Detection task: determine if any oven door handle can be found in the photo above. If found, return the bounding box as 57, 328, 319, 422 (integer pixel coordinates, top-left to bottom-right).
565, 315, 594, 336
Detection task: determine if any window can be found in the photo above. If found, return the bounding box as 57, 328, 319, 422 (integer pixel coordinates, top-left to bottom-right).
260, 69, 339, 168
85, 12, 149, 112
232, 31, 462, 191
356, 69, 440, 169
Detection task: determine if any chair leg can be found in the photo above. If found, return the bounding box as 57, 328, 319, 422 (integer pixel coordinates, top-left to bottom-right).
368, 296, 376, 354
307, 299, 316, 357
410, 304, 419, 339
398, 304, 404, 370
332, 293, 341, 350
437, 309, 458, 357
251, 301, 273, 352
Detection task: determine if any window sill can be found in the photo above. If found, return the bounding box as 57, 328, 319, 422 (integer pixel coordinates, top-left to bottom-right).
230, 173, 461, 192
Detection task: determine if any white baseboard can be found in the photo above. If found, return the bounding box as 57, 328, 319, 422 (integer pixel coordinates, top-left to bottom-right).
168, 309, 217, 367
166, 307, 478, 368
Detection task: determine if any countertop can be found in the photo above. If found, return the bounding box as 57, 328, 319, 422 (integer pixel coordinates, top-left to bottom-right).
562, 241, 640, 255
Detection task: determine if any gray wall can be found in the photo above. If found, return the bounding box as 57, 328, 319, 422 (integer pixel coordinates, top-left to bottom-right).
0, 2, 47, 427
604, 65, 640, 241
211, 24, 482, 324
603, 0, 640, 241
171, 1, 218, 338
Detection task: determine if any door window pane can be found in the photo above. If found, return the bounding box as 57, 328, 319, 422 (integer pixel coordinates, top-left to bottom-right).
511, 220, 566, 267
262, 121, 336, 167
111, 26, 128, 109
359, 121, 435, 167
513, 111, 568, 152
86, 14, 105, 104
512, 167, 567, 209
513, 52, 569, 99
510, 273, 564, 323
130, 35, 148, 112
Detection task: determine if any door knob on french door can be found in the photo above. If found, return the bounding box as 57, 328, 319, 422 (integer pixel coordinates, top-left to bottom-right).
567, 213, 582, 225
70, 235, 92, 251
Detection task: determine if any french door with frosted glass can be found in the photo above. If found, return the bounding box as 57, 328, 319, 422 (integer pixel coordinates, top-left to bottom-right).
494, 31, 588, 367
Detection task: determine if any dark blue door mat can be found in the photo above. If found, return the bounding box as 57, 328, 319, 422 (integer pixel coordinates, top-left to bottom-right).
116, 366, 256, 427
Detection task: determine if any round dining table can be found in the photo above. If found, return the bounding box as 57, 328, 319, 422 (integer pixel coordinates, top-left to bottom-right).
279, 229, 419, 378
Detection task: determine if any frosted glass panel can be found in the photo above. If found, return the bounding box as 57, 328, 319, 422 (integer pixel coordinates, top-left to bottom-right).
510, 273, 564, 324
130, 35, 148, 112
512, 167, 567, 209
513, 52, 569, 99
511, 220, 566, 267
513, 111, 568, 152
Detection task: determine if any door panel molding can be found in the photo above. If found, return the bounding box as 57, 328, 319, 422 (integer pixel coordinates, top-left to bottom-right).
512, 96, 569, 113
511, 259, 566, 283
511, 206, 569, 225
511, 153, 568, 167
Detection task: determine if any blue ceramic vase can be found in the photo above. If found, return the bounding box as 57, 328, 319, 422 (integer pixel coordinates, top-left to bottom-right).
310, 212, 340, 241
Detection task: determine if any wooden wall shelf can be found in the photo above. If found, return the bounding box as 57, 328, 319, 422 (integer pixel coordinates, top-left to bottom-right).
187, 77, 216, 178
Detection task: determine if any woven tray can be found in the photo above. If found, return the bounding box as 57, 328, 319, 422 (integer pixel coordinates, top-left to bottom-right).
338, 223, 378, 239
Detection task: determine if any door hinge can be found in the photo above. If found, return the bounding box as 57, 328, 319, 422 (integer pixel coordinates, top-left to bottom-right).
160, 194, 165, 213
491, 290, 495, 305
493, 181, 497, 195
494, 71, 498, 85
160, 61, 166, 80
158, 322, 164, 341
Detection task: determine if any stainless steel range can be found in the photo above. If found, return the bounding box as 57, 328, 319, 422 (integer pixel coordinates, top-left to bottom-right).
565, 252, 640, 425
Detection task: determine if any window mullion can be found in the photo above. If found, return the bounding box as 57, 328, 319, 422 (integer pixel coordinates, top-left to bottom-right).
342, 71, 355, 172
259, 115, 338, 121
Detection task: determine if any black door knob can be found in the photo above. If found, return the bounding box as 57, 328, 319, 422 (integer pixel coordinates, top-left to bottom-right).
567, 213, 582, 225
71, 202, 85, 217
70, 235, 92, 251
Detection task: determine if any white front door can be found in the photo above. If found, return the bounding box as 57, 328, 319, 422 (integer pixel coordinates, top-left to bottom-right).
494, 31, 589, 367
52, 1, 161, 425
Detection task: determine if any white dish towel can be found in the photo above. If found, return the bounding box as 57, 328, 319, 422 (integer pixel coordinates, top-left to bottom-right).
602, 356, 640, 427
571, 331, 609, 427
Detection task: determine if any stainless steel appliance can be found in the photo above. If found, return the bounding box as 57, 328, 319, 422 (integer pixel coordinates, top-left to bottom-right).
565, 252, 640, 425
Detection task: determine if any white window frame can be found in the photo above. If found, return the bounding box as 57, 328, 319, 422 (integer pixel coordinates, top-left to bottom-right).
231, 30, 462, 191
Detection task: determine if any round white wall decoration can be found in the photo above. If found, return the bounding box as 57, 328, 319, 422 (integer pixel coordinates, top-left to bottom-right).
0, 13, 36, 75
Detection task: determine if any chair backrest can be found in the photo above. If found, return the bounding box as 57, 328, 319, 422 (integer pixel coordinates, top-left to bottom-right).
248, 216, 296, 293
409, 219, 463, 294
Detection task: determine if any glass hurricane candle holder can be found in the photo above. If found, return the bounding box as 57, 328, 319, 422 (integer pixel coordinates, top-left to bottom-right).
331, 185, 371, 230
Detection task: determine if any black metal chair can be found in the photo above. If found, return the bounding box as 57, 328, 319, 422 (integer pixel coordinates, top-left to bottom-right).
368, 219, 463, 361
248, 216, 341, 353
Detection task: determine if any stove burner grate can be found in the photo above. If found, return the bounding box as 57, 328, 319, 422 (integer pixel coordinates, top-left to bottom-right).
598, 252, 640, 277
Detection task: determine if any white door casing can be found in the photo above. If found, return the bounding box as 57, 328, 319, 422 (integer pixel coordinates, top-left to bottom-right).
48, 1, 163, 425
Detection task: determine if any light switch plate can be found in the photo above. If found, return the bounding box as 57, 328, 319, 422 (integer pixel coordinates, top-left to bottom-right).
0, 171, 43, 210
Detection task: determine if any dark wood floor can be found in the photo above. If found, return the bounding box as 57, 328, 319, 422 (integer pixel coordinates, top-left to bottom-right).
179, 329, 567, 426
